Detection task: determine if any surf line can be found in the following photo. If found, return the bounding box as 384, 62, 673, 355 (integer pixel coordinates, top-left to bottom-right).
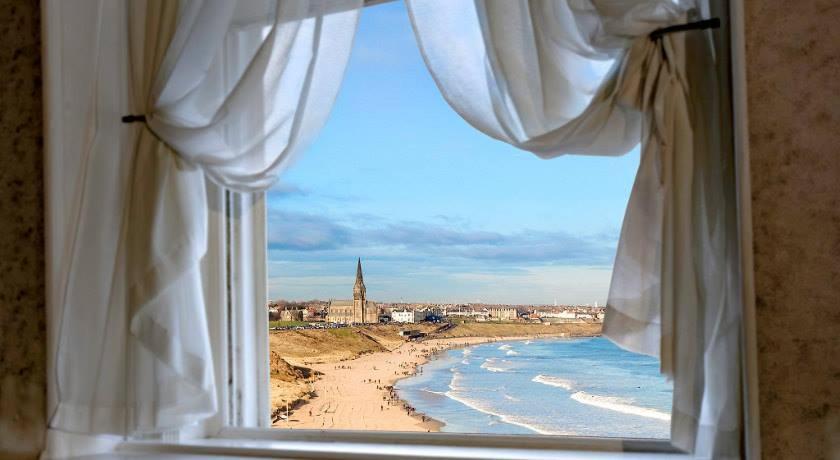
570, 392, 671, 422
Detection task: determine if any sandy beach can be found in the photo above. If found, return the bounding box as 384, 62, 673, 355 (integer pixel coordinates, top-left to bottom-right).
275, 335, 556, 431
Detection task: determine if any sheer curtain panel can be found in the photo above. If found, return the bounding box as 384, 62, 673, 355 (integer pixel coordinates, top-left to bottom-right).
48, 0, 361, 439
407, 1, 741, 458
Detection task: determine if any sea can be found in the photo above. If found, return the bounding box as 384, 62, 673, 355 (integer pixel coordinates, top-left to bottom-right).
395, 336, 672, 439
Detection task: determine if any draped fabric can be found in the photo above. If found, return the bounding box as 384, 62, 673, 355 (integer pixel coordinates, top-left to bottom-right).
407, 1, 741, 457
49, 0, 361, 437
48, 0, 740, 456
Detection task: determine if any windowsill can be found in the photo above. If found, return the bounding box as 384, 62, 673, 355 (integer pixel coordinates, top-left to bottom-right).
111, 428, 688, 460
115, 439, 686, 460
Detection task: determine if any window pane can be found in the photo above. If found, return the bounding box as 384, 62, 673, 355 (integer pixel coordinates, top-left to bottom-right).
265, 1, 671, 439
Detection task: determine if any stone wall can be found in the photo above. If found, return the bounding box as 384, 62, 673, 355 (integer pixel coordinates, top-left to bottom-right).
744, 2, 840, 458
0, 0, 45, 458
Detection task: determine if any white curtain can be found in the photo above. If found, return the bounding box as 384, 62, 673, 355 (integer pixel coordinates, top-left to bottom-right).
48, 0, 740, 455
407, 1, 741, 457
50, 0, 361, 436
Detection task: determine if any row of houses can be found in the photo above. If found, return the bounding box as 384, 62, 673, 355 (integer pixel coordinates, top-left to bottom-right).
269, 304, 435, 325
268, 262, 604, 325
532, 308, 605, 322
444, 306, 519, 322
271, 303, 604, 325
440, 305, 605, 323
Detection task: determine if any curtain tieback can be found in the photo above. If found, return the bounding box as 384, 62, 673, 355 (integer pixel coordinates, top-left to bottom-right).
122, 114, 147, 123
649, 17, 720, 40
120, 114, 176, 157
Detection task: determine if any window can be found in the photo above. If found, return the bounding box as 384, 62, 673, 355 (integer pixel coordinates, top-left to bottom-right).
43, 0, 757, 458
264, 0, 673, 440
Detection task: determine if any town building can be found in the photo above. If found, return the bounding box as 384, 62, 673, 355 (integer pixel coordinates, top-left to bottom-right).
538, 310, 578, 320
391, 309, 427, 323
326, 259, 379, 324
280, 309, 304, 322
488, 307, 518, 321
446, 305, 489, 320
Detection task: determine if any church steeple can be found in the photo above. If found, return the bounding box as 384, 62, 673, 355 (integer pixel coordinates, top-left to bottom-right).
353, 258, 366, 301
355, 258, 364, 284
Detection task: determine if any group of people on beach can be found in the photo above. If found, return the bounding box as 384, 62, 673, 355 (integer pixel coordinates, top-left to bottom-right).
378, 385, 421, 419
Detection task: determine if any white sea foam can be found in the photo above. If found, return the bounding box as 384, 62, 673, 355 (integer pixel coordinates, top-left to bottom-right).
461, 359, 470, 365
399, 337, 672, 438
420, 388, 447, 396
443, 390, 575, 436
532, 374, 575, 391
447, 364, 570, 435
505, 350, 519, 356
483, 366, 507, 373
570, 392, 671, 422
462, 349, 472, 357
449, 371, 464, 391
480, 358, 509, 373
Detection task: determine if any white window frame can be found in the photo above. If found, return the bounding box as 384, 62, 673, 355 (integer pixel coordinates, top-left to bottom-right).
198, 184, 271, 434
151, 0, 759, 456
43, 0, 760, 458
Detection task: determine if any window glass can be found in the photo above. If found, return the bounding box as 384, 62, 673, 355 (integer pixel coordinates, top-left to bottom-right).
266, 1, 671, 438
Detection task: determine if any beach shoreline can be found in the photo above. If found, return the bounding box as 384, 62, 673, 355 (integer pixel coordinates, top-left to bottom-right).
272, 330, 600, 431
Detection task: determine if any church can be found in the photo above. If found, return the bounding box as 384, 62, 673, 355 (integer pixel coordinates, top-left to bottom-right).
326, 258, 379, 324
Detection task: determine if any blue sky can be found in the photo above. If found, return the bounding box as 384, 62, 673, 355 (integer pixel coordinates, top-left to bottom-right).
266, 1, 639, 305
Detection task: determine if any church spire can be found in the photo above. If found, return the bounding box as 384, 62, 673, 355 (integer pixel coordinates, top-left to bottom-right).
353, 258, 366, 302
355, 257, 364, 285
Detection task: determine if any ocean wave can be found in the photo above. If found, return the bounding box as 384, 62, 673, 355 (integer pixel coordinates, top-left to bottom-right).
443, 390, 575, 436
498, 344, 512, 351
570, 392, 671, 421
505, 350, 519, 356
481, 365, 508, 373
503, 393, 520, 402
483, 366, 508, 373
532, 375, 575, 391
480, 358, 509, 373
449, 371, 464, 391
462, 349, 472, 357
461, 359, 470, 365
420, 388, 447, 396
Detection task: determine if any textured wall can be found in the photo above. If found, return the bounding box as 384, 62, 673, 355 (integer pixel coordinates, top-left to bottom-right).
0, 0, 838, 459
0, 0, 45, 458
744, 1, 840, 459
